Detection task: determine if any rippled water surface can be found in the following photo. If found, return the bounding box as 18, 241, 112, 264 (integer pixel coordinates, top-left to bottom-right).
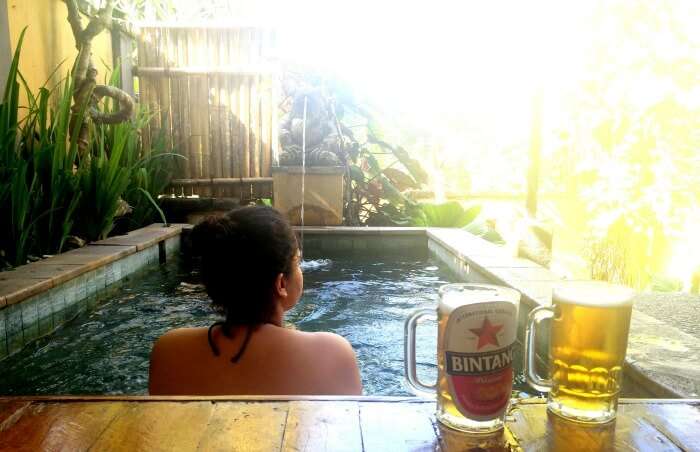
0, 256, 531, 396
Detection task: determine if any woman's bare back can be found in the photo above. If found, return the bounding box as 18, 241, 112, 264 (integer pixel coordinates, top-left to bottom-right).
148, 324, 362, 395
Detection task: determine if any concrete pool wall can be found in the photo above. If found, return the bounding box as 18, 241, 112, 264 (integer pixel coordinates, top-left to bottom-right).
2, 224, 698, 400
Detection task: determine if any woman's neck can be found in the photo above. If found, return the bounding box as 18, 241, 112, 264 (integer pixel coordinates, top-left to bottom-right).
269, 303, 285, 327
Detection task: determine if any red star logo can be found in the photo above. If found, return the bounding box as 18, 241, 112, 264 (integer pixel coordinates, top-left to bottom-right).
469, 317, 503, 349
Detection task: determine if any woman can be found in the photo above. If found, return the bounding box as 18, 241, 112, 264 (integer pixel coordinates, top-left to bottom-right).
149, 206, 362, 395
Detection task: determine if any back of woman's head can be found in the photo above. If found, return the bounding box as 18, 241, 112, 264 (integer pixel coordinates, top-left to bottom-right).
191, 206, 298, 325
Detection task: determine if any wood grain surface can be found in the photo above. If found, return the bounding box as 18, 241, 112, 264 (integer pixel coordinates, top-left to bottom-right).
0, 397, 698, 451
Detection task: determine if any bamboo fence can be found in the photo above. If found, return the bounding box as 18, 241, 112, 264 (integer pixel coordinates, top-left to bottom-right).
135, 24, 278, 199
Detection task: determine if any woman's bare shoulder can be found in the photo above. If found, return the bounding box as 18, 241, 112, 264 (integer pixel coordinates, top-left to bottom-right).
152, 327, 207, 354
277, 327, 351, 348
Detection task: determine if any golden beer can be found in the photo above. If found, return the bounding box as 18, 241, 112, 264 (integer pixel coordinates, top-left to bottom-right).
525, 282, 635, 424
406, 284, 520, 433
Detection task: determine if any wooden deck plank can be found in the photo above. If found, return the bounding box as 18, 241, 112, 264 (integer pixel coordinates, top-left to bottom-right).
281, 401, 362, 452
508, 402, 686, 451
624, 403, 700, 451
31, 402, 127, 452
0, 400, 31, 430
0, 398, 698, 451
195, 402, 288, 451
89, 401, 213, 451
359, 401, 439, 452
0, 403, 74, 451
614, 406, 681, 452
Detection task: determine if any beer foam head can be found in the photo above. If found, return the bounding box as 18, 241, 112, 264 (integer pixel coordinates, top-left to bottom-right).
553, 281, 635, 307
440, 283, 520, 312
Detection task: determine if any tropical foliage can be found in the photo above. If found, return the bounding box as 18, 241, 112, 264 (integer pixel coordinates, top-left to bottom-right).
0, 31, 176, 269
540, 1, 700, 288
278, 72, 502, 244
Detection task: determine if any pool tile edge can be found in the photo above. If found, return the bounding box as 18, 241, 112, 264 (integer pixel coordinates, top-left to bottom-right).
426, 227, 700, 399
0, 223, 187, 361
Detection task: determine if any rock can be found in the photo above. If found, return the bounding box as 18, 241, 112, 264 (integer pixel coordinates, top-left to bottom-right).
65, 235, 87, 250
114, 198, 133, 217
290, 118, 326, 147
279, 129, 294, 147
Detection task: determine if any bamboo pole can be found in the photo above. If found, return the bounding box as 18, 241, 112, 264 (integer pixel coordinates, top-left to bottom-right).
170, 177, 272, 185
241, 29, 251, 179
155, 27, 172, 152
135, 24, 280, 196
137, 28, 151, 152
260, 75, 272, 177
252, 29, 263, 177
239, 77, 250, 179
208, 29, 222, 185
176, 29, 193, 182
230, 29, 241, 179
145, 28, 161, 155
133, 66, 277, 77
220, 32, 232, 185
249, 74, 260, 177
168, 29, 184, 177
186, 31, 201, 183
197, 29, 211, 197
135, 22, 272, 30
269, 29, 280, 167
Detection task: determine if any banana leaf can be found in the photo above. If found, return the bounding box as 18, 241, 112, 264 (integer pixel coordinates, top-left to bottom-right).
414, 202, 482, 228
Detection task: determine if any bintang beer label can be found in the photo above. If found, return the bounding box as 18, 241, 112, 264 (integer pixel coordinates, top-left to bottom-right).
444, 300, 517, 420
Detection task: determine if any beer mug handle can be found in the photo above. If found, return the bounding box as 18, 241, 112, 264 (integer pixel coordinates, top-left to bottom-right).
524, 305, 554, 393
404, 308, 437, 396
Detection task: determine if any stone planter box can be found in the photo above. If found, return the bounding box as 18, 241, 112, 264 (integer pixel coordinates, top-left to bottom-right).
272, 166, 345, 226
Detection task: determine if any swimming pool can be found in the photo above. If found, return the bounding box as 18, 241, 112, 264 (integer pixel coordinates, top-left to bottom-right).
0, 255, 532, 396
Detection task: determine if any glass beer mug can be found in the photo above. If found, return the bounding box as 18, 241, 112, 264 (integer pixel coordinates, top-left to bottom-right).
524, 281, 635, 424
405, 284, 520, 433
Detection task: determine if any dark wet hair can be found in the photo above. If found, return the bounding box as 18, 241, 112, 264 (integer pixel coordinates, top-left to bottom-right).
191, 206, 299, 326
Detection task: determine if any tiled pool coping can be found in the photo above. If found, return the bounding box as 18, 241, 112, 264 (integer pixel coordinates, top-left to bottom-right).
0, 224, 187, 360
1, 224, 696, 400
424, 227, 700, 399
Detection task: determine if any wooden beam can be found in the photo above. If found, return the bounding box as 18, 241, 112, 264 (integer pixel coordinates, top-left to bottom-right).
135, 21, 275, 30
170, 177, 272, 186
134, 66, 277, 77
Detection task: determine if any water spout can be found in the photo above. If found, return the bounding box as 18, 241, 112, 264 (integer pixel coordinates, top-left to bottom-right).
300, 96, 308, 260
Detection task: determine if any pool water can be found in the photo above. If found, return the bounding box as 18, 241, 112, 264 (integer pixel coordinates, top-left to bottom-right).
0, 256, 532, 396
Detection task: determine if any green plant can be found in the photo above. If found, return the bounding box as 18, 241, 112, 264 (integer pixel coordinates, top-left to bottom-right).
72, 68, 180, 239
411, 202, 481, 227
123, 122, 179, 229
1, 30, 178, 267
1, 29, 83, 266
74, 123, 132, 240
278, 72, 503, 243
279, 72, 428, 227
27, 79, 85, 255
0, 29, 29, 266
650, 275, 683, 293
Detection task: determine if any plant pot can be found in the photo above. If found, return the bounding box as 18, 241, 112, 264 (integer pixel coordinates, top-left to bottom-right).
272, 166, 345, 226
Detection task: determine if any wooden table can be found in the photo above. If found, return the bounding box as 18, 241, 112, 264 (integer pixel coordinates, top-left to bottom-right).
0, 396, 698, 451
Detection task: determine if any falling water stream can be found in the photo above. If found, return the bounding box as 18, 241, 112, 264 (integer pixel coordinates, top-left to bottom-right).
300, 96, 308, 260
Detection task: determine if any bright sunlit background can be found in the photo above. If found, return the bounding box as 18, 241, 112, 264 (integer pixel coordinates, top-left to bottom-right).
125, 0, 700, 291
